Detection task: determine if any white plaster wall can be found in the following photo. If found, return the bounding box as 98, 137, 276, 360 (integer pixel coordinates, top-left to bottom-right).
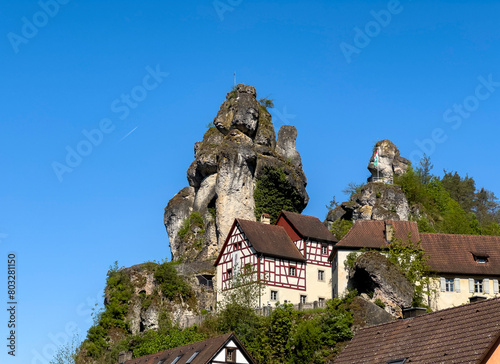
431, 276, 500, 311
305, 263, 331, 303
333, 250, 353, 298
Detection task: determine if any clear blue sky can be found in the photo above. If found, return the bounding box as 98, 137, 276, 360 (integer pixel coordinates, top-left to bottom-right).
2, 1, 500, 362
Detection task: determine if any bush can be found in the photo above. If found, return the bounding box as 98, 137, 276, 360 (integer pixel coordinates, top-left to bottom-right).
254, 167, 304, 223
154, 261, 194, 302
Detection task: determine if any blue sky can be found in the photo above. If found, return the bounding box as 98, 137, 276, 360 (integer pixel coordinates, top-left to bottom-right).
2, 0, 500, 362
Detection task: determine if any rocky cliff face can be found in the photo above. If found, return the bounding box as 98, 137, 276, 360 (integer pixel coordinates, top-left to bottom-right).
326, 140, 410, 226
164, 84, 308, 262
349, 251, 414, 317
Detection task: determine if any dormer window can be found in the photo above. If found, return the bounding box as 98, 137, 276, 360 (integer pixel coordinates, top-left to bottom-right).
473, 254, 489, 264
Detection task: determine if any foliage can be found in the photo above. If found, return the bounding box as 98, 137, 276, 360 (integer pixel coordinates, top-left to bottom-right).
386, 236, 431, 307
258, 97, 274, 108
342, 182, 364, 198
154, 261, 194, 302
178, 212, 205, 241
49, 333, 81, 364
416, 153, 433, 184
330, 219, 353, 241
374, 299, 385, 309
326, 195, 338, 212
254, 167, 304, 223
394, 166, 481, 234
130, 326, 206, 358
219, 264, 264, 309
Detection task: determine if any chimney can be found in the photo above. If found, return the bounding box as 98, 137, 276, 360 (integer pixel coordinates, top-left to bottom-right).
469, 295, 487, 303
118, 351, 133, 364
385, 222, 394, 242
260, 213, 271, 224
402, 307, 426, 319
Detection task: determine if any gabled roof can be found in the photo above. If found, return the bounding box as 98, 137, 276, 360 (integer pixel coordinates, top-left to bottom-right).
236, 219, 306, 262
278, 210, 337, 243
420, 233, 500, 276
334, 297, 500, 364
334, 220, 420, 249
121, 333, 256, 364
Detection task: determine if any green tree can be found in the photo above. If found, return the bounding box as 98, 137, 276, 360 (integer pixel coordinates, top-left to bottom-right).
416, 153, 433, 185
254, 167, 304, 223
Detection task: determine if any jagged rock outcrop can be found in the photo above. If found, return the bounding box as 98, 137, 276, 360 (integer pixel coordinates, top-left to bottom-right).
349, 295, 395, 332
367, 139, 409, 184
165, 84, 308, 262
349, 251, 414, 317
104, 262, 216, 337
325, 139, 411, 227
343, 182, 409, 221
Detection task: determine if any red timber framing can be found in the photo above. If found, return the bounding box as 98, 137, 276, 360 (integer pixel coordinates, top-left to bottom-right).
306, 240, 332, 267
216, 220, 306, 291
259, 256, 306, 290
276, 212, 333, 267
217, 223, 258, 291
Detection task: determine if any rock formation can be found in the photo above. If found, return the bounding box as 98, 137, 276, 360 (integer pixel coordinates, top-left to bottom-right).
349, 251, 414, 317
367, 139, 409, 184
326, 139, 411, 226
165, 84, 308, 262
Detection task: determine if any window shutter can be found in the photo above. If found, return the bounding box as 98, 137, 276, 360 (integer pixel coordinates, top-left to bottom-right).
440, 277, 446, 292
469, 278, 474, 293
455, 278, 460, 293
484, 279, 490, 294
493, 279, 499, 294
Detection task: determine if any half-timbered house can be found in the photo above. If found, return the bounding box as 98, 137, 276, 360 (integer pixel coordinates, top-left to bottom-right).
215, 211, 337, 307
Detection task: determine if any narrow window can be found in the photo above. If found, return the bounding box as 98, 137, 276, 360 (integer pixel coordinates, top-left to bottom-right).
186, 351, 199, 363
289, 266, 296, 276
300, 295, 307, 304
445, 278, 454, 292
322, 244, 328, 255
227, 269, 232, 279
226, 348, 236, 362
474, 279, 483, 293
271, 290, 278, 301
171, 355, 182, 364
318, 270, 325, 281
318, 297, 325, 306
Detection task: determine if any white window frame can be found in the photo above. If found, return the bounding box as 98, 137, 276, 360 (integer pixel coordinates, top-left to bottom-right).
300, 295, 307, 304
289, 266, 296, 276
474, 279, 483, 293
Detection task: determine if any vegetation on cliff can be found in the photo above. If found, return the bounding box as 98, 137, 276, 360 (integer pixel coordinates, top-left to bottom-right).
393, 164, 500, 235
74, 261, 196, 364
254, 167, 305, 223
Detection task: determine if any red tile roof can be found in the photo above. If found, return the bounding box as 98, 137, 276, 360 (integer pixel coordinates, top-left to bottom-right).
334, 297, 500, 364
278, 211, 337, 243
236, 219, 306, 262
335, 220, 420, 249
121, 333, 256, 364
420, 233, 500, 276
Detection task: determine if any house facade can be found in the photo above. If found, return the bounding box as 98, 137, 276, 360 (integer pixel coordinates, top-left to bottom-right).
333, 297, 500, 364
330, 220, 500, 311
215, 211, 337, 307
119, 332, 256, 364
